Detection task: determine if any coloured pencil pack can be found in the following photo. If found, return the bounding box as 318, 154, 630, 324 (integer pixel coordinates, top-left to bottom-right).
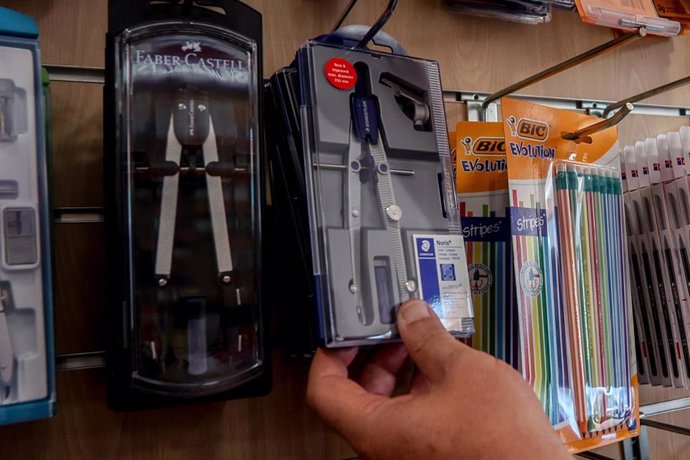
501, 98, 639, 452
454, 121, 519, 369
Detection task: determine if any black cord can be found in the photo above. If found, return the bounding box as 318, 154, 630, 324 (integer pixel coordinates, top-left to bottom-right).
357, 0, 398, 48
332, 0, 360, 32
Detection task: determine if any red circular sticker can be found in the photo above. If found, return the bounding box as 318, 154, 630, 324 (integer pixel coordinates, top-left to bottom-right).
324, 58, 357, 90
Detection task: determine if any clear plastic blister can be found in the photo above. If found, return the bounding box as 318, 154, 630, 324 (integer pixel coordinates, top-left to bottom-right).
550, 161, 633, 435
298, 41, 473, 347
501, 97, 638, 451
112, 21, 263, 396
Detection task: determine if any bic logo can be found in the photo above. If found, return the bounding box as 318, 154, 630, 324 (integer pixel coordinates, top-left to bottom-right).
474, 137, 505, 155
508, 116, 549, 141
461, 137, 505, 156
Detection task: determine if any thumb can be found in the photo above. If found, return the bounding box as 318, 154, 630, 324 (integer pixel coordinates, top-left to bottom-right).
397, 299, 468, 383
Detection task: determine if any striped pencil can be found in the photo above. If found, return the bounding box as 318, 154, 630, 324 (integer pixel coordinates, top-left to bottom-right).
555, 165, 585, 430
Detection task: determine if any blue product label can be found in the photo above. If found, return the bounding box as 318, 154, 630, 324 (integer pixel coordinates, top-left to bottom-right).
510, 207, 547, 237
416, 237, 436, 258
461, 216, 510, 242
413, 234, 470, 323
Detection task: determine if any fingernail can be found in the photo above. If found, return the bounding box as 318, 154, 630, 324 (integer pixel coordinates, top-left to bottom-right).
399, 300, 431, 323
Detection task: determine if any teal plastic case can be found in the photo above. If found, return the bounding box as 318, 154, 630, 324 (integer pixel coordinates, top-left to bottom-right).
0, 7, 56, 425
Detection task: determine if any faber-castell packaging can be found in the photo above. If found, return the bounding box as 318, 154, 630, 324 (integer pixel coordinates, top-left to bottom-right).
104, 0, 270, 409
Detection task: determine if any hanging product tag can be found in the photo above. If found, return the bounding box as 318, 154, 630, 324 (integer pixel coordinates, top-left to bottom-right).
454, 121, 519, 369
501, 97, 639, 452
0, 7, 55, 425
574, 0, 681, 35
105, 0, 269, 409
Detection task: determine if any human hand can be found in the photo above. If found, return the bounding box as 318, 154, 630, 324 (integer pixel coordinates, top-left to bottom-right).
307, 299, 572, 460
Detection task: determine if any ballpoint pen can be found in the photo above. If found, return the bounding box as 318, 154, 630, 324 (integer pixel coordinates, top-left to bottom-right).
651, 238, 680, 381
630, 241, 657, 378
639, 240, 671, 380
661, 235, 690, 378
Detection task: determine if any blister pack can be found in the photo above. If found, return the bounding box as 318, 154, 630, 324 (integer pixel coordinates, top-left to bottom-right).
501, 97, 639, 451
574, 0, 681, 34
104, 0, 269, 408
298, 40, 473, 346
0, 7, 55, 425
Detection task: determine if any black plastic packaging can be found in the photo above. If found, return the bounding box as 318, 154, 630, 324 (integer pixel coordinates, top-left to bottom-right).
104, 0, 269, 409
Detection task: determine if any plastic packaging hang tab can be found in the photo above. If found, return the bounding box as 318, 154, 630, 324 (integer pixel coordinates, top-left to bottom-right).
501, 97, 639, 452
298, 40, 474, 347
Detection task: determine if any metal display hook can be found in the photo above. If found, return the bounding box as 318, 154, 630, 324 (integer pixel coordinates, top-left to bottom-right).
330, 0, 399, 48
357, 0, 398, 48
332, 0, 359, 32
562, 102, 634, 142
477, 28, 647, 119
603, 75, 690, 117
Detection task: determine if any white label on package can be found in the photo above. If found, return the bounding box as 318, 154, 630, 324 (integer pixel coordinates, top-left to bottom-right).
412, 234, 471, 328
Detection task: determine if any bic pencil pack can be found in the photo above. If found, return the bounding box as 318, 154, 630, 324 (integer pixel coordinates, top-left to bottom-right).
454, 121, 519, 369
501, 98, 638, 452
0, 7, 56, 425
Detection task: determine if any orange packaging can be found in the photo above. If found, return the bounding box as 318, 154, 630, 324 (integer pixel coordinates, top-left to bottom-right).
653, 0, 690, 31
501, 97, 640, 453
454, 122, 520, 369
574, 0, 681, 35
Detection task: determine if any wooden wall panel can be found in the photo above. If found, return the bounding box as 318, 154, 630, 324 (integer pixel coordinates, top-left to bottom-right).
0, 0, 689, 458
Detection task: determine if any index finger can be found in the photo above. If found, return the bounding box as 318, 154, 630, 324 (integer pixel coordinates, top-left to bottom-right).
307, 348, 387, 442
